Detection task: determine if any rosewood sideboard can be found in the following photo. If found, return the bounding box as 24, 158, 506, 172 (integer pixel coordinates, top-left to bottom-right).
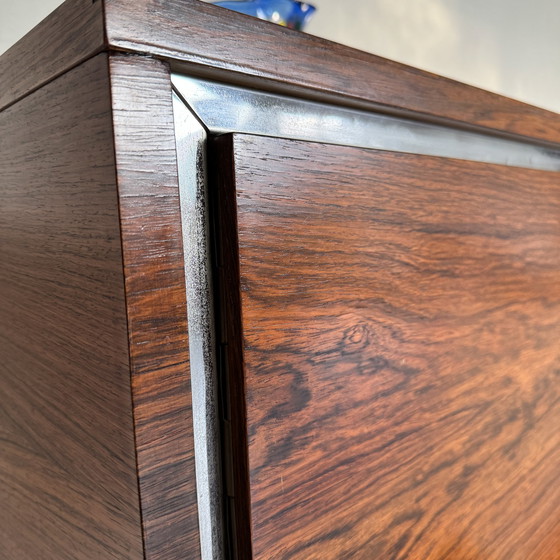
1, 1, 560, 559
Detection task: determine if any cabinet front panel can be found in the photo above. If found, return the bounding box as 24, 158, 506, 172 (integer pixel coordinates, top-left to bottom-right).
218, 134, 560, 559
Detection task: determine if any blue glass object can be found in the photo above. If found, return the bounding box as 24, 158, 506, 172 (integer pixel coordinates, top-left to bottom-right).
211, 0, 316, 31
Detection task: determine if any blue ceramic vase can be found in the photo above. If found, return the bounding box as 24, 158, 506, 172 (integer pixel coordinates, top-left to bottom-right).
211, 0, 316, 31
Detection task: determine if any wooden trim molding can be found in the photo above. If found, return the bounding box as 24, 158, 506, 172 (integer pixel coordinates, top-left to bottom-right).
110, 53, 202, 560
102, 0, 560, 146
1, 0, 559, 146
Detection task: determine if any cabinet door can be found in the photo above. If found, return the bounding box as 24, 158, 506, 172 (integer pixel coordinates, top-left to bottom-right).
215, 134, 560, 560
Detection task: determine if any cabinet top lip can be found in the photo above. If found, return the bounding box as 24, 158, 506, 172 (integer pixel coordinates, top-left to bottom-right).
2, 0, 560, 147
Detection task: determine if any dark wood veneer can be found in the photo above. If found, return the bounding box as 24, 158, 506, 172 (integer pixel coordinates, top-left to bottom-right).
0, 48, 203, 560
110, 54, 202, 560
101, 0, 560, 146
2, 0, 560, 146
2, 2, 560, 559
218, 134, 560, 559
0, 53, 143, 560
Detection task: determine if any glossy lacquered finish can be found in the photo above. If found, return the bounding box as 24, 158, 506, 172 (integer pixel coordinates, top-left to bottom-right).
3, 0, 560, 145
173, 93, 223, 560
104, 0, 560, 145
172, 74, 560, 172
0, 54, 143, 560
216, 134, 560, 560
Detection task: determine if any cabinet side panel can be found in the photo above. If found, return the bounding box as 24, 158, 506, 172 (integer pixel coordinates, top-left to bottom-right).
0, 54, 143, 560
110, 54, 202, 560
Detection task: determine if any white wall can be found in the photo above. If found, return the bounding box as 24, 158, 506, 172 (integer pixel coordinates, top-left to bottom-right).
1, 0, 559, 113
305, 0, 560, 113
0, 0, 63, 55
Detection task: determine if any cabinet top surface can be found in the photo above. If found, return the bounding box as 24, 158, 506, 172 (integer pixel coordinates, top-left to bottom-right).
1, 0, 560, 146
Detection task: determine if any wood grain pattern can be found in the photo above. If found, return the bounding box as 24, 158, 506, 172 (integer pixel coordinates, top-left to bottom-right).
110, 54, 201, 560
0, 53, 143, 560
104, 0, 560, 146
0, 0, 104, 112
3, 0, 559, 146
217, 134, 560, 559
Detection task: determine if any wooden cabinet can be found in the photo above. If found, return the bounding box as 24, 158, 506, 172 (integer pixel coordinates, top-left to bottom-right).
1, 1, 560, 559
